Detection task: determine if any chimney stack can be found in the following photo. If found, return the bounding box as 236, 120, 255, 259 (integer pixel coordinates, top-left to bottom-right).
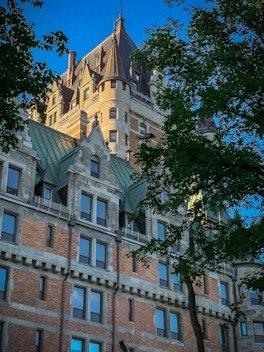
67, 51, 76, 85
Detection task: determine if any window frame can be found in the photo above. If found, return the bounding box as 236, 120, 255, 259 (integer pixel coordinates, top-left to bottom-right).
70, 337, 85, 352
73, 286, 86, 320
156, 307, 166, 338
172, 273, 182, 292
88, 341, 102, 352
91, 157, 100, 179
79, 236, 91, 265
6, 165, 21, 196
253, 321, 264, 343
110, 80, 116, 88
35, 329, 43, 352
109, 130, 117, 142
158, 262, 169, 288
157, 221, 166, 241
1, 211, 17, 243
128, 298, 134, 322
109, 107, 117, 119
95, 241, 107, 269
220, 325, 229, 352
139, 122, 147, 136
46, 225, 54, 248
96, 198, 107, 227
39, 276, 47, 301
220, 281, 229, 306
84, 88, 90, 100
90, 290, 103, 323
122, 81, 126, 90
240, 321, 248, 337
81, 192, 92, 222
169, 311, 181, 341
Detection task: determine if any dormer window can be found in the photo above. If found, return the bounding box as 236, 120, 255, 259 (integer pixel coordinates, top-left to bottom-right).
52, 95, 56, 105
139, 122, 147, 136
109, 108, 117, 119
43, 186, 52, 206
91, 156, 100, 178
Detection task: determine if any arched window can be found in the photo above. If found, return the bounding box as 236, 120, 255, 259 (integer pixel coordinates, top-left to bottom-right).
91, 156, 100, 178
109, 108, 117, 119
139, 122, 147, 136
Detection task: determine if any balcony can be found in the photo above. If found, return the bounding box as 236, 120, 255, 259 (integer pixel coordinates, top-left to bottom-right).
31, 196, 70, 218
120, 227, 148, 244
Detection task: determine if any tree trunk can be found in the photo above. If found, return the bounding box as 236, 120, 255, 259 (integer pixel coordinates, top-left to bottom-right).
185, 277, 205, 352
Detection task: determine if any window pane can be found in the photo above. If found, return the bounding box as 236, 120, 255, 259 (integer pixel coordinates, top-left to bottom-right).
240, 321, 248, 336
73, 287, 85, 319
158, 263, 168, 287
109, 108, 117, 119
173, 274, 181, 291
170, 312, 180, 340
0, 267, 7, 300
89, 342, 101, 352
81, 194, 92, 221
97, 200, 107, 226
249, 290, 261, 305
220, 282, 228, 305
91, 160, 99, 178
79, 237, 90, 264
109, 130, 117, 142
157, 222, 166, 241
43, 187, 52, 200
2, 213, 16, 242
71, 338, 83, 352
96, 242, 106, 268
47, 225, 53, 247
90, 291, 102, 322
156, 308, 165, 329
7, 166, 20, 195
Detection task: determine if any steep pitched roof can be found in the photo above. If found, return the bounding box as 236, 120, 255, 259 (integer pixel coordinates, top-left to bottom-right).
103, 33, 126, 80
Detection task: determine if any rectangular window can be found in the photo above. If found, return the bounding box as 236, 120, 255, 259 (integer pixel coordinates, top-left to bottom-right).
128, 298, 134, 322
101, 82, 105, 92
240, 321, 248, 336
249, 290, 261, 305
202, 319, 208, 339
122, 82, 126, 90
89, 341, 101, 352
53, 112, 57, 123
90, 291, 102, 323
170, 312, 180, 340
43, 187, 52, 205
132, 256, 138, 273
35, 329, 43, 352
156, 308, 166, 337
39, 276, 46, 300
46, 225, 53, 247
96, 241, 107, 269
70, 338, 84, 352
73, 286, 86, 319
110, 80, 116, 88
84, 88, 90, 100
172, 274, 182, 292
158, 262, 169, 287
109, 130, 117, 142
220, 282, 229, 305
97, 199, 107, 226
157, 221, 166, 241
81, 193, 92, 221
1, 212, 17, 242
79, 236, 91, 265
6, 166, 20, 196
220, 325, 229, 352
91, 159, 100, 178
253, 322, 264, 343
125, 133, 128, 146
0, 267, 7, 301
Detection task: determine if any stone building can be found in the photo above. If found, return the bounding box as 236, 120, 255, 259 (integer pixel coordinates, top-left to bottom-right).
0, 17, 263, 352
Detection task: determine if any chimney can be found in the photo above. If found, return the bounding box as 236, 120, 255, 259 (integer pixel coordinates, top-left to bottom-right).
67, 51, 76, 85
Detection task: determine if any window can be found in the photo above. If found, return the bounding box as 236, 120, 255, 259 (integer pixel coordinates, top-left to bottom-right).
97, 199, 107, 226
96, 242, 107, 269
202, 319, 208, 339
109, 107, 117, 119
35, 329, 43, 352
91, 157, 100, 178
81, 193, 92, 221
249, 290, 262, 305
49, 115, 52, 126
109, 130, 117, 142
131, 81, 138, 91
53, 112, 57, 123
122, 81, 126, 90
132, 256, 138, 273
125, 134, 128, 146
70, 338, 84, 352
52, 95, 56, 105
220, 282, 229, 305
101, 82, 105, 92
46, 225, 53, 247
253, 322, 264, 343
240, 321, 248, 336
6, 166, 20, 196
1, 212, 17, 242
156, 308, 166, 337
84, 88, 90, 100
90, 291, 102, 323
110, 80, 116, 88
73, 286, 86, 319
43, 187, 52, 205
157, 221, 166, 241
88, 341, 101, 352
0, 267, 7, 301
172, 274, 182, 292
139, 122, 147, 136
39, 276, 46, 300
128, 298, 134, 322
170, 312, 180, 340
158, 262, 169, 287
220, 325, 229, 352
125, 112, 128, 122
79, 237, 91, 265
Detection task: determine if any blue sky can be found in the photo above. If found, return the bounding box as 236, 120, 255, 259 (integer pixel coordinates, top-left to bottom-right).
23, 0, 203, 74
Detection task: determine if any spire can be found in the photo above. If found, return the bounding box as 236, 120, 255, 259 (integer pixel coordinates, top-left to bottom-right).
103, 33, 126, 80
115, 16, 125, 33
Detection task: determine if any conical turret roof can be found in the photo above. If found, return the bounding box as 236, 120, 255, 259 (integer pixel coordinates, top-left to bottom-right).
103, 32, 126, 80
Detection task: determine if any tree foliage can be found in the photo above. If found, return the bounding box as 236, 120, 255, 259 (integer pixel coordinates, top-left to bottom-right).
0, 0, 67, 152
133, 1, 264, 351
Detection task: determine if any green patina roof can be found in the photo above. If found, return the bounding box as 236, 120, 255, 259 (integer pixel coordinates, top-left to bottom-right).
28, 120, 146, 213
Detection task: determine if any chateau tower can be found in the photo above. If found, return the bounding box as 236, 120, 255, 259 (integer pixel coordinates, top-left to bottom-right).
31, 17, 164, 162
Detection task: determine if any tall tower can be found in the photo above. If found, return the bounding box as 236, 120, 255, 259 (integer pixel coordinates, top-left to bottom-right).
31, 17, 165, 162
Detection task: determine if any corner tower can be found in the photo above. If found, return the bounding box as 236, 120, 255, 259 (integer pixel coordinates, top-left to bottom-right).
31, 17, 165, 162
